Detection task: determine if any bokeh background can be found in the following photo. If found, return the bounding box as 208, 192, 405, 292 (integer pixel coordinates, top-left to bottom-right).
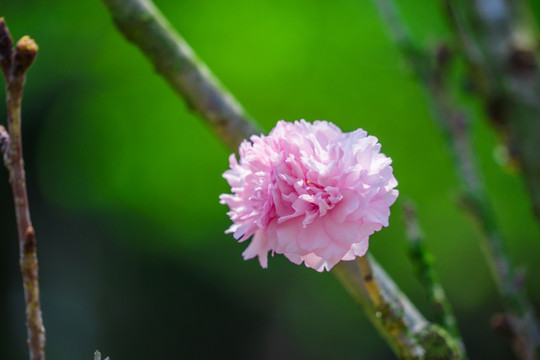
1, 0, 540, 359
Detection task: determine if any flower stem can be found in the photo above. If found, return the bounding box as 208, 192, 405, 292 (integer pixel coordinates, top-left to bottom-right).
0, 19, 44, 360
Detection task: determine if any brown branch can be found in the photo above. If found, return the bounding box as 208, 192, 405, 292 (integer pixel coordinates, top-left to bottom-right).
0, 18, 45, 360
100, 0, 261, 150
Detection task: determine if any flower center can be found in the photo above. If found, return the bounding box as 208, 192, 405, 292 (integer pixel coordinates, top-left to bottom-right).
298, 180, 342, 225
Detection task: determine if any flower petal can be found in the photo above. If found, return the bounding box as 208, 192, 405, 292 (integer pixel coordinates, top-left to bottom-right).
220, 120, 398, 271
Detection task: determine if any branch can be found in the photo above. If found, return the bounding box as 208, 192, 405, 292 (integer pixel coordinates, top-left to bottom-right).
334, 256, 461, 360
403, 202, 466, 357
100, 1, 456, 358
443, 0, 540, 225
350, 255, 426, 359
373, 1, 540, 358
100, 0, 261, 150
0, 18, 45, 360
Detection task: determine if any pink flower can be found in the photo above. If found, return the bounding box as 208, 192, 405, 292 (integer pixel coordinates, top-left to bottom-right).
220, 120, 398, 272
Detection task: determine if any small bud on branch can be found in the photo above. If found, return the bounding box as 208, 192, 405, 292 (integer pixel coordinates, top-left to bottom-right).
0, 18, 45, 360
14, 36, 38, 76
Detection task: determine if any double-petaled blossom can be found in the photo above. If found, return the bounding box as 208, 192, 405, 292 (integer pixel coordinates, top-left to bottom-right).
220, 120, 398, 271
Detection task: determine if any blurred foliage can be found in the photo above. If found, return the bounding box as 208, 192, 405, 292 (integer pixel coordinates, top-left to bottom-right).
1, 0, 539, 359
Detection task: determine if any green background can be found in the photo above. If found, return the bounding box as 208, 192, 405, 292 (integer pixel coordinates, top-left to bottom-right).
1, 0, 539, 359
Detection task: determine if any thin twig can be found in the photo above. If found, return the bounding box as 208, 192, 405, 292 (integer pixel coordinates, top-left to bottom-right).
403, 202, 466, 357
100, 0, 260, 150
100, 1, 454, 357
442, 0, 540, 226
373, 1, 540, 358
0, 18, 45, 360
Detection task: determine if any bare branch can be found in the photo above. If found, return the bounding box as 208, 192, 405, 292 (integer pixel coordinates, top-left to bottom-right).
335, 256, 462, 360
334, 257, 427, 359
443, 0, 540, 226
100, 0, 261, 150
373, 0, 540, 357
0, 18, 45, 360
